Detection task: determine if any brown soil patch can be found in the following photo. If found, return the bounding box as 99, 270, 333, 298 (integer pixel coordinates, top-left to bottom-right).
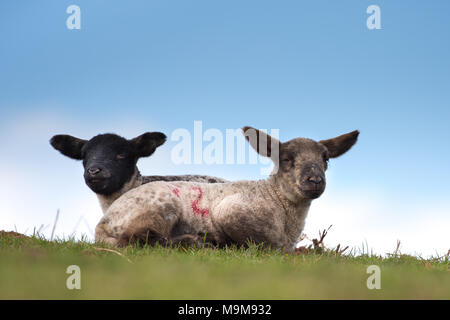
0, 231, 30, 239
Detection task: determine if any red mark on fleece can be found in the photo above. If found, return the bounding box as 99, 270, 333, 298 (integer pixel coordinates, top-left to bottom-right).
171, 187, 181, 198
171, 184, 182, 198
191, 187, 209, 217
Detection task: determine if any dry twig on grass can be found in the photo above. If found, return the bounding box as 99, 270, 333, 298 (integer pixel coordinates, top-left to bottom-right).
393, 240, 401, 258
334, 243, 349, 255
92, 247, 133, 264
314, 225, 333, 249
50, 209, 60, 241
296, 225, 348, 256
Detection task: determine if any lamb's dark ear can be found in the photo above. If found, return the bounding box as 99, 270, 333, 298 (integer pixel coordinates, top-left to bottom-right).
319, 130, 359, 158
50, 135, 87, 160
242, 126, 280, 158
130, 132, 167, 158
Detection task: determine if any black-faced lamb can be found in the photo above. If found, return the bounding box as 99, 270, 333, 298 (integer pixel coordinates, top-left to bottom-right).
50, 132, 226, 213
95, 127, 359, 252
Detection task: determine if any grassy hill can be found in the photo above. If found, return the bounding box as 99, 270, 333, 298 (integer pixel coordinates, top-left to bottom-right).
0, 231, 448, 299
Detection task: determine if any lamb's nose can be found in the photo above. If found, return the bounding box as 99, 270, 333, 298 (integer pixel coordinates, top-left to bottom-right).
88, 168, 101, 176
308, 176, 323, 184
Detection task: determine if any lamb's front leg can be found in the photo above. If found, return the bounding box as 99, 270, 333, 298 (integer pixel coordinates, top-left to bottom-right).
95, 209, 179, 247
95, 220, 121, 247
95, 187, 183, 247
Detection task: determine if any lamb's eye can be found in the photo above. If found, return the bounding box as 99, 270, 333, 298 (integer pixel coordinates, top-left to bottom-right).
281, 158, 293, 167
117, 154, 126, 159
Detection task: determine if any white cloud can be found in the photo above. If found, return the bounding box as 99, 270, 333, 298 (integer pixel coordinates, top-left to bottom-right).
303, 186, 450, 258
0, 164, 102, 240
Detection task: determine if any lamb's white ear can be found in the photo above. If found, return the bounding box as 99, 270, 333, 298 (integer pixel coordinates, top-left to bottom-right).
242, 126, 280, 159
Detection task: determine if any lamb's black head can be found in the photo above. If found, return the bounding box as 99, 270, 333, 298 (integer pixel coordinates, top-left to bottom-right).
50, 132, 166, 195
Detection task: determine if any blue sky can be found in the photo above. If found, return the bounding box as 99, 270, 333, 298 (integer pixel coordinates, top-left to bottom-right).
0, 1, 449, 256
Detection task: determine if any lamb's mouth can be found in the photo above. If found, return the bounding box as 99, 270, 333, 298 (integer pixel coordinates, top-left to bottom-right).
300, 188, 324, 199
86, 178, 109, 191
88, 178, 106, 184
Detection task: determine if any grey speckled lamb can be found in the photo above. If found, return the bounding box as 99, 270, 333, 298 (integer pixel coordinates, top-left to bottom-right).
96, 126, 359, 252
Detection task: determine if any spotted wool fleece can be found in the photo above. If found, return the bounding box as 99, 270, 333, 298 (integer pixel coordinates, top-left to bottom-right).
96, 128, 359, 252
95, 177, 311, 253
96, 170, 228, 214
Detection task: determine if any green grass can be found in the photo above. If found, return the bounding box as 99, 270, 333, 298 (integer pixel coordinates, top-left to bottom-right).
0, 232, 448, 299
